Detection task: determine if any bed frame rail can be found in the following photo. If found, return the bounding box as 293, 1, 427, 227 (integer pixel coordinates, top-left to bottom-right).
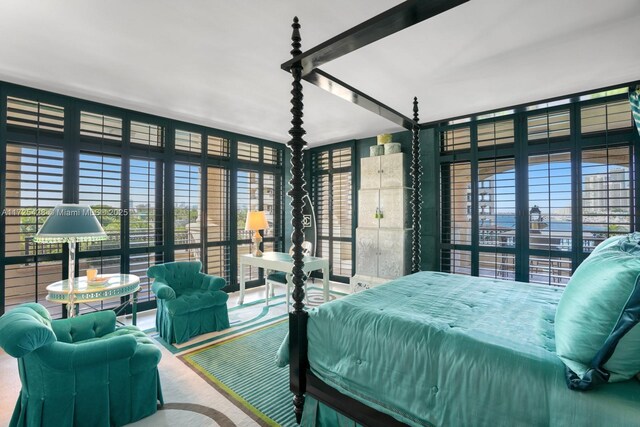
306, 371, 409, 427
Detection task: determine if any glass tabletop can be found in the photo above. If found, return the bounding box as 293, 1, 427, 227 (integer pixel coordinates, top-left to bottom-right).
46, 274, 140, 293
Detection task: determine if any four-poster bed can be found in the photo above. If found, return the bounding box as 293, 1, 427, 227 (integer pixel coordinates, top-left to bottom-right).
282, 1, 462, 424
282, 1, 640, 426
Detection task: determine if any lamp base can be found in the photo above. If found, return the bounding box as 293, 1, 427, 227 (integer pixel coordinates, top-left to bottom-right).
252, 231, 263, 257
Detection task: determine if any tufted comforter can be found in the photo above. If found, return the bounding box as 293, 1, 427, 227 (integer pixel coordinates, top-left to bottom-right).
287, 272, 640, 426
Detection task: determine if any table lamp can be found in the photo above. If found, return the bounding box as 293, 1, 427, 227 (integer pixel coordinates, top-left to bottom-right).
245, 211, 268, 257
33, 204, 108, 317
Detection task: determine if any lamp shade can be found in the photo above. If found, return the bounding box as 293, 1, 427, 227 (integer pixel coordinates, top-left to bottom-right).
33, 204, 108, 243
245, 211, 269, 231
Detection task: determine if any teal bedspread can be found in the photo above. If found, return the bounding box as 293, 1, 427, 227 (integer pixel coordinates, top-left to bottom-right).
289, 272, 640, 426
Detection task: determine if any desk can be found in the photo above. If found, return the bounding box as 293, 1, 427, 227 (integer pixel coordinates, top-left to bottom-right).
239, 252, 329, 305
46, 274, 140, 325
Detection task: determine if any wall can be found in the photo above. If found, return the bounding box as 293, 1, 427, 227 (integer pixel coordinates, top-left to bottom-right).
283, 127, 440, 275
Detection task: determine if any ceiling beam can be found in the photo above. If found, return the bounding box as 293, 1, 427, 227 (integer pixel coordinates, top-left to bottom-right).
304, 68, 414, 129
281, 0, 469, 76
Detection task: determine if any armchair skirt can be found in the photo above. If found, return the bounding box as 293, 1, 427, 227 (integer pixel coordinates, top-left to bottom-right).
0, 303, 163, 427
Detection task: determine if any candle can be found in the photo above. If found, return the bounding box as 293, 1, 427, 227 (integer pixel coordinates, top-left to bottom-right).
377, 134, 392, 145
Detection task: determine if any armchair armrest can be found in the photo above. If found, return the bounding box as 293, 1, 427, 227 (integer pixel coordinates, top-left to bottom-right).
152, 280, 176, 300
199, 273, 226, 291
38, 335, 137, 370
52, 311, 116, 342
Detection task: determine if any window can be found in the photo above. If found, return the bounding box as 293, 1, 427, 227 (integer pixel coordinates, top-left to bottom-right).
5, 261, 63, 318
263, 146, 282, 166
581, 100, 633, 134
440, 89, 635, 286
440, 162, 472, 274
311, 146, 353, 281
175, 130, 202, 154
174, 163, 201, 262
527, 109, 570, 141
4, 144, 64, 257
129, 253, 163, 305
77, 152, 124, 313
6, 96, 64, 133
236, 168, 283, 283
236, 169, 260, 282
238, 141, 260, 162
130, 159, 163, 248
478, 158, 516, 280
477, 120, 514, 148
315, 173, 330, 263
527, 152, 572, 285
79, 153, 122, 250
129, 158, 164, 303
207, 135, 229, 158
0, 86, 285, 316
3, 144, 64, 317
441, 127, 471, 152
207, 166, 230, 283
131, 121, 164, 147
80, 111, 122, 142
581, 146, 632, 252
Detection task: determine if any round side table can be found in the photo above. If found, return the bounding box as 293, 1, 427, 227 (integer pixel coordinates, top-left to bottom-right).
46, 274, 140, 325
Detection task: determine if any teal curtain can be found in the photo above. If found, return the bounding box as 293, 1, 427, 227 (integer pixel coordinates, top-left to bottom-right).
631, 86, 640, 135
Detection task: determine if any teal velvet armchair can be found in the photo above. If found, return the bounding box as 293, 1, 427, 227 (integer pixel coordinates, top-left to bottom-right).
0, 303, 163, 427
148, 261, 230, 344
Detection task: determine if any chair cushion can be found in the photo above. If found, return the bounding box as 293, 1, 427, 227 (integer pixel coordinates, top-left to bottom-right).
555, 233, 640, 388
165, 289, 229, 315
84, 325, 161, 374
267, 271, 307, 284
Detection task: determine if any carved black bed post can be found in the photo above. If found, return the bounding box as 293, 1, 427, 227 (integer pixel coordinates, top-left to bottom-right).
411, 97, 422, 273
287, 16, 309, 424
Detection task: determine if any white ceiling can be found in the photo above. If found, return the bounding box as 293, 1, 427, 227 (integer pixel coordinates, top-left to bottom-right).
0, 0, 638, 147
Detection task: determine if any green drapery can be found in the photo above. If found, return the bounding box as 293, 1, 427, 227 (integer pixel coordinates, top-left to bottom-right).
631, 86, 640, 135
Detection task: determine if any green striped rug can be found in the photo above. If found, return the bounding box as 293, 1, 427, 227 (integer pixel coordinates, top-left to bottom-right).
152, 286, 346, 355
181, 320, 296, 427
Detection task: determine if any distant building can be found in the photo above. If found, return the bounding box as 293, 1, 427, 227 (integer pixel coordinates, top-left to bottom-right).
465, 176, 496, 226
583, 168, 629, 208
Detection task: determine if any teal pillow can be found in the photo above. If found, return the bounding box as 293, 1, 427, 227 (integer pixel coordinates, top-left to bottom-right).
590, 234, 624, 255
555, 233, 640, 389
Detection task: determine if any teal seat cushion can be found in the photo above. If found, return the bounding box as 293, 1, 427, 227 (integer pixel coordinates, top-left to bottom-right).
555, 233, 640, 388
267, 271, 287, 283
267, 271, 307, 283
165, 288, 229, 315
